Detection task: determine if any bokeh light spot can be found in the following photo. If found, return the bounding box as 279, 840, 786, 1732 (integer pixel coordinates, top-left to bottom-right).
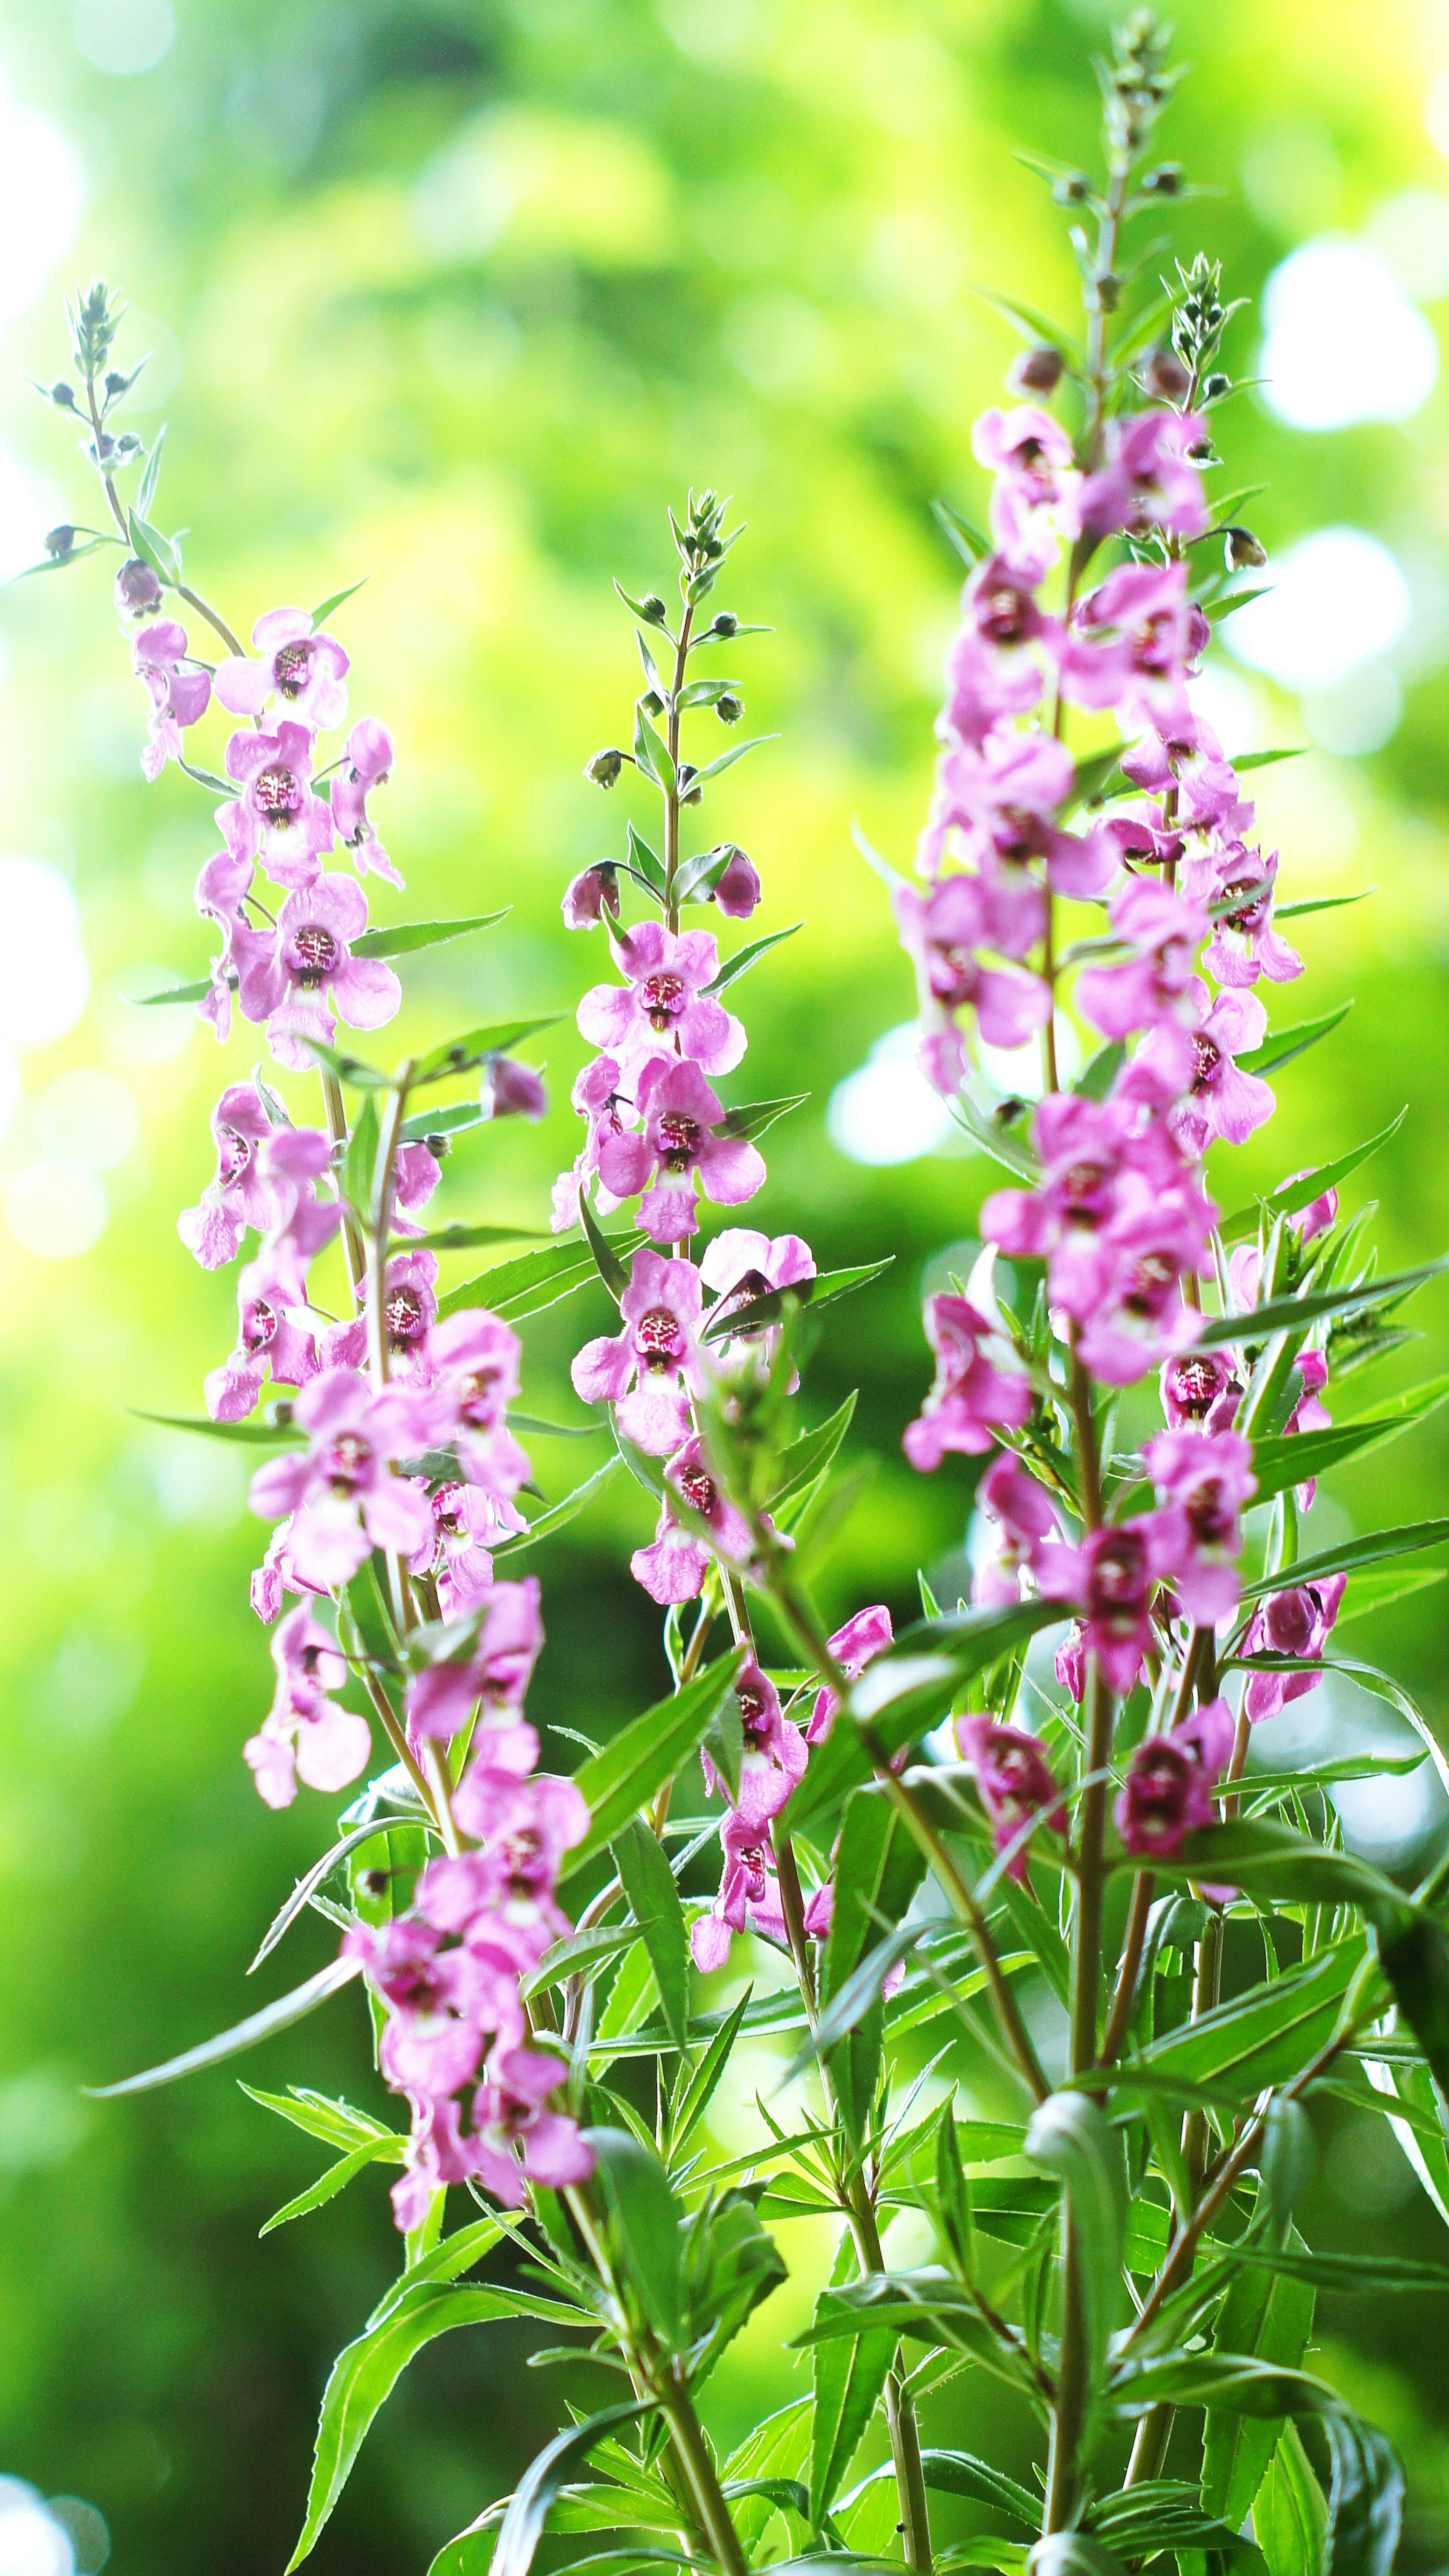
0, 74, 82, 323
71, 0, 175, 76
6, 1163, 107, 1259
0, 860, 89, 1048
828, 1024, 953, 1165
36, 1070, 138, 1171
1258, 237, 1438, 429
0, 2479, 74, 2576
1224, 527, 1410, 693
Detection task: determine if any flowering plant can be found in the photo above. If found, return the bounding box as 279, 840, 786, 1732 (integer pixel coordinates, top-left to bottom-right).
37, 14, 1449, 2576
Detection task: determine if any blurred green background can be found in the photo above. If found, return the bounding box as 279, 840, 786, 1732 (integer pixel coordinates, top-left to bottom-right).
5, 0, 1449, 2566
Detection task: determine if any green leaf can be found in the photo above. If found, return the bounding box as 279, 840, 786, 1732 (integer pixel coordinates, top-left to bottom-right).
919, 2453, 1038, 2529
1275, 891, 1372, 922
1137, 1943, 1366, 2101
288, 2286, 547, 2567
1143, 1820, 1407, 1920
1195, 1252, 1449, 1349
1089, 2485, 1262, 2562
625, 820, 666, 895
402, 1223, 549, 1254
240, 2083, 397, 2155
718, 1090, 810, 1144
408, 1008, 558, 1083
299, 1035, 395, 1089
1338, 1565, 1447, 1626
126, 503, 177, 581
1249, 1380, 1449, 1504
579, 1190, 630, 1299
129, 1407, 306, 1448
585, 2128, 686, 2345
136, 423, 166, 518
1237, 1519, 1449, 1605
971, 281, 1081, 358
1235, 2246, 1449, 2293
1218, 1111, 1406, 1245
366, 2215, 505, 2326
1233, 748, 1307, 773
260, 2135, 405, 2236
612, 1818, 689, 2050
1321, 2410, 1403, 2576
1233, 1002, 1353, 1080
397, 1102, 490, 1144
249, 1818, 434, 1974
559, 1649, 747, 1883
701, 921, 804, 994
820, 1789, 926, 2142
489, 1455, 624, 1565
769, 1393, 858, 1508
1073, 1040, 1126, 1100
784, 1599, 1063, 1837
132, 973, 213, 1007
810, 2303, 896, 2526
931, 495, 992, 569
437, 1230, 648, 1326
789, 2268, 1023, 2384
345, 1091, 381, 1226
1023, 2090, 1127, 2387
687, 732, 777, 788
1256, 2423, 1327, 2576
1072, 746, 1132, 810
700, 1259, 892, 1345
1026, 2539, 1125, 2576
667, 1984, 754, 2163
1372, 1907, 1449, 2098
312, 576, 369, 627
1201, 2236, 1318, 2532
87, 1955, 362, 2099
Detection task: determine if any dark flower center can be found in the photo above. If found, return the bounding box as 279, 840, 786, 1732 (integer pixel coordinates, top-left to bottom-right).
932, 941, 979, 1004
243, 1298, 278, 1354
1191, 1031, 1222, 1090
457, 1364, 501, 1424
980, 584, 1030, 646
641, 971, 686, 1029
1171, 1355, 1226, 1416
678, 1464, 716, 1515
737, 1681, 766, 1730
1132, 609, 1177, 673
255, 763, 302, 822
291, 922, 339, 986
636, 1304, 682, 1359
657, 1113, 701, 1167
1186, 1480, 1233, 1547
1089, 1531, 1148, 1615
327, 1430, 372, 1492
274, 640, 312, 695
218, 1124, 253, 1182
385, 1284, 426, 1345
1123, 1250, 1177, 1313
1223, 873, 1269, 931
1059, 1157, 1110, 1223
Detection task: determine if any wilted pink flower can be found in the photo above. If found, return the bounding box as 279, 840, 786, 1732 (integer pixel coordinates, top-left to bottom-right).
389, 1140, 443, 1240
177, 1082, 283, 1267
248, 1367, 437, 1586
407, 1578, 545, 1743
631, 1437, 755, 1605
330, 717, 402, 887
904, 1292, 1033, 1471
808, 1605, 894, 1744
482, 1057, 548, 1121
243, 1604, 371, 1808
223, 719, 336, 890
238, 873, 402, 1070
957, 1715, 1067, 1880
1242, 1574, 1349, 1723
1145, 1427, 1256, 1625
551, 1054, 632, 1232
578, 921, 744, 1077
598, 1056, 766, 1243
1079, 410, 1210, 543
572, 1248, 703, 1455
214, 607, 349, 730
132, 618, 210, 780
1114, 1695, 1235, 1857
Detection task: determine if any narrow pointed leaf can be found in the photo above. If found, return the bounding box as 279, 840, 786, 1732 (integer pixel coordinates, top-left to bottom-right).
490, 1453, 623, 1562
410, 1009, 558, 1084
583, 2129, 686, 2345
402, 1223, 548, 1253
1249, 1378, 1449, 1502
352, 915, 512, 965
250, 1819, 436, 1973
700, 1260, 892, 1345
312, 576, 369, 627
559, 1649, 747, 1881
1218, 1110, 1406, 1245
1196, 1252, 1449, 1348
260, 2134, 405, 2235
131, 1408, 306, 1448
1237, 1519, 1449, 1605
579, 1190, 630, 1299
88, 1955, 362, 2098
810, 2307, 896, 2525
1233, 1001, 1353, 1079
769, 1391, 858, 1507
702, 921, 803, 995
1024, 2091, 1127, 2385
437, 1229, 648, 1325
612, 1818, 689, 2049
487, 2402, 657, 2576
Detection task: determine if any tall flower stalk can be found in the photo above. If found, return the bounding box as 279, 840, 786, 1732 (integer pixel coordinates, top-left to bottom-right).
32, 17, 1449, 2576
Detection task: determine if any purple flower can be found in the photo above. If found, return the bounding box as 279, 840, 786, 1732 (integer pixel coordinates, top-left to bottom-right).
690, 1806, 832, 1971
1114, 1695, 1235, 1858
938, 553, 1064, 747
1139, 983, 1275, 1157
578, 921, 744, 1077
1079, 410, 1210, 543
561, 862, 620, 929
598, 1056, 766, 1243
410, 1480, 509, 1613
206, 1251, 320, 1422
714, 845, 762, 918
808, 1605, 894, 1744
895, 876, 1053, 1063
132, 619, 210, 780
920, 727, 1075, 882
971, 405, 1081, 570
972, 1452, 1063, 1607
957, 1715, 1067, 1880
406, 1578, 545, 1744
1144, 1427, 1257, 1626
243, 1605, 371, 1809
1076, 877, 1208, 1043
192, 846, 272, 1043
444, 1760, 589, 1964
1037, 1517, 1181, 1695
248, 1367, 437, 1587
1191, 843, 1303, 990
238, 873, 403, 1070
428, 1306, 528, 1485
1242, 1575, 1349, 1723
223, 718, 336, 890
1071, 1200, 1213, 1387
552, 1053, 633, 1232
701, 1659, 806, 1822
904, 1291, 1034, 1471
631, 1437, 755, 1605
214, 606, 350, 730
347, 1916, 521, 2102
177, 1082, 283, 1268
572, 1248, 703, 1456
1059, 561, 1206, 732
329, 717, 403, 888
482, 1057, 548, 1121
1161, 1348, 1243, 1433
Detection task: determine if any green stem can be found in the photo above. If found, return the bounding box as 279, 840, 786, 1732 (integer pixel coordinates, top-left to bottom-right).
1098, 1867, 1155, 2069
319, 1071, 369, 1303
664, 601, 697, 935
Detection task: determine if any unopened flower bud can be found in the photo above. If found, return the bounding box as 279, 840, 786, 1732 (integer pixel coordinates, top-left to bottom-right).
640, 688, 665, 719
50, 380, 77, 410
584, 746, 623, 788
1052, 171, 1091, 204
483, 1056, 548, 1121
115, 555, 162, 616
1094, 273, 1121, 313
1203, 371, 1231, 402
714, 845, 762, 919
640, 593, 668, 624
1223, 525, 1267, 572
43, 524, 76, 560
708, 610, 738, 638
1008, 344, 1064, 395
678, 764, 703, 805
423, 1132, 452, 1159
715, 692, 744, 725
1142, 161, 1184, 195
269, 1399, 295, 1430
561, 861, 620, 928
1143, 345, 1193, 401
112, 432, 142, 461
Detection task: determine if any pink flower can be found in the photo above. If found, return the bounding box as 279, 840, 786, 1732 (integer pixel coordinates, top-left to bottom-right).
205, 1251, 320, 1423
552, 1054, 633, 1232
957, 1715, 1067, 1880
1140, 984, 1275, 1157
132, 619, 211, 780
1076, 877, 1208, 1043
379, 1248, 439, 1369
177, 1082, 283, 1267
1038, 1517, 1181, 1695
238, 873, 402, 1071
938, 554, 1064, 747
192, 846, 274, 1044
1161, 1348, 1242, 1434
1072, 1200, 1211, 1387
972, 1452, 1063, 1607
1145, 1427, 1256, 1626
214, 606, 349, 730
1123, 715, 1246, 832
406, 1577, 545, 1744
715, 846, 763, 918
411, 1480, 520, 1615
598, 1056, 766, 1243
390, 1141, 443, 1239
330, 717, 402, 888
243, 1604, 371, 1808
701, 1659, 807, 1822
921, 727, 1075, 881
971, 406, 1082, 569
223, 719, 336, 890
1059, 561, 1206, 731
1114, 1695, 1236, 1858
904, 1292, 1033, 1471
808, 1605, 894, 1744
444, 1761, 588, 1963
631, 1437, 755, 1605
572, 1248, 703, 1456
578, 921, 744, 1077
1193, 844, 1302, 989
483, 1058, 548, 1121
347, 1916, 521, 2101
1242, 1574, 1348, 1723
699, 1227, 817, 1367
894, 877, 1053, 1061
471, 2048, 594, 2206
248, 1367, 437, 1587
690, 1806, 832, 1971
1079, 411, 1210, 543
562, 862, 620, 929
427, 1308, 528, 1491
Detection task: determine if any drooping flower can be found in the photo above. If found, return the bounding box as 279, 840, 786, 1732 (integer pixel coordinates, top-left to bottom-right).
1114, 1695, 1236, 1858
330, 717, 402, 887
177, 1083, 283, 1268
957, 1715, 1068, 1880
701, 1659, 807, 1822
714, 845, 763, 918
238, 873, 402, 1071
205, 1251, 320, 1423
808, 1605, 894, 1744
690, 1806, 832, 1971
577, 922, 744, 1076
1241, 1575, 1349, 1723
132, 619, 211, 780
904, 1292, 1034, 1471
562, 862, 620, 929
214, 606, 350, 730
571, 1248, 704, 1455
411, 1480, 510, 1615
223, 719, 336, 890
